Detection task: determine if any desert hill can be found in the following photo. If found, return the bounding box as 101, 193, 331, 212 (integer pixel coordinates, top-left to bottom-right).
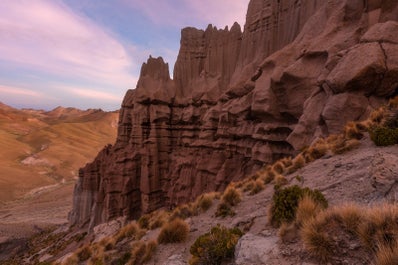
0, 103, 119, 255
0, 103, 118, 203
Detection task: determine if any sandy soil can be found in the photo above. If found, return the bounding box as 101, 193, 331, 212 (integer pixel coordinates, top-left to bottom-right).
0, 183, 73, 241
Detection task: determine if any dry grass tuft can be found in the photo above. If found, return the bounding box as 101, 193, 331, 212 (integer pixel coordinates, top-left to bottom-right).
344, 121, 364, 140
272, 161, 285, 174
305, 141, 329, 162
301, 219, 334, 263
298, 203, 398, 264
99, 236, 116, 251
357, 204, 398, 250
330, 136, 360, 155
370, 107, 387, 124
149, 210, 170, 230
75, 244, 92, 261
261, 167, 276, 184
215, 202, 236, 218
115, 222, 145, 243
88, 243, 105, 265
88, 257, 105, 265
144, 240, 158, 262
300, 211, 335, 263
357, 120, 371, 131
295, 195, 323, 226
63, 254, 79, 265
231, 180, 245, 189
129, 242, 146, 265
243, 180, 255, 193
389, 96, 398, 108
195, 193, 215, 212
170, 204, 196, 221
129, 240, 157, 265
287, 154, 306, 173
221, 186, 242, 206
274, 174, 288, 187
375, 242, 398, 265
280, 157, 293, 167
249, 179, 265, 195
334, 203, 364, 233
278, 222, 299, 243
157, 218, 189, 244
138, 214, 150, 229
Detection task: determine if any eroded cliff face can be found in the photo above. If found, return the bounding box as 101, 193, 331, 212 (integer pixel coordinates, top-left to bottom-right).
69, 0, 398, 229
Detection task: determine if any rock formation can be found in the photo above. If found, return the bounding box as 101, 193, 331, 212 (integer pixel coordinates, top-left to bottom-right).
69, 0, 398, 229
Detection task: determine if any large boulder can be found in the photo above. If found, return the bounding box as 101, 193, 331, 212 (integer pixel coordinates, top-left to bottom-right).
325, 43, 386, 95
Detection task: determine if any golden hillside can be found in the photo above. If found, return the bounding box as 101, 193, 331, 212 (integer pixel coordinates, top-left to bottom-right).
0, 102, 118, 202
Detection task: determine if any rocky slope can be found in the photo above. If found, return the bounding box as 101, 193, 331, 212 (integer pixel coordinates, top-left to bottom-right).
10, 130, 398, 264
70, 0, 398, 229
153, 137, 398, 265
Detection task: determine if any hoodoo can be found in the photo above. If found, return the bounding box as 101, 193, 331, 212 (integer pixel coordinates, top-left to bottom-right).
69, 0, 398, 229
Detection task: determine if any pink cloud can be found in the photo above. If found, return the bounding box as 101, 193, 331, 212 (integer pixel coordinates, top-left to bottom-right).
70, 88, 123, 102
0, 0, 136, 89
129, 0, 249, 29
0, 85, 46, 98
189, 0, 250, 28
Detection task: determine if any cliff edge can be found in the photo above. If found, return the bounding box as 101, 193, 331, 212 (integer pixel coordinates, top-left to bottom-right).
69, 0, 398, 229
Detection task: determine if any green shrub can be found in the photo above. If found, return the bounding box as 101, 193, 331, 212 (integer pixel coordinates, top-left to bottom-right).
369, 126, 398, 146
306, 188, 328, 209
189, 225, 243, 265
269, 185, 328, 227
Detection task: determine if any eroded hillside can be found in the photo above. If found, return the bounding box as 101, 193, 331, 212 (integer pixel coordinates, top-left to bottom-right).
0, 103, 118, 203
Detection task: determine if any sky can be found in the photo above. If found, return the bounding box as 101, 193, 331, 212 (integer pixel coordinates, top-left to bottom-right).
0, 0, 250, 111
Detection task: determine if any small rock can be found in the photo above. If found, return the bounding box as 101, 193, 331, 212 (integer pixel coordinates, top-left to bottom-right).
260, 230, 273, 237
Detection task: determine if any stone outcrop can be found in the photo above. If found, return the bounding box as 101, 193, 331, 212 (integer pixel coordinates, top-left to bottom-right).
235, 233, 280, 265
69, 0, 398, 229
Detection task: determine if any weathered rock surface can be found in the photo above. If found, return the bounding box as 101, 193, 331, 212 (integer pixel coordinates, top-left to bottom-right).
235, 233, 279, 265
92, 217, 125, 243
70, 0, 398, 228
